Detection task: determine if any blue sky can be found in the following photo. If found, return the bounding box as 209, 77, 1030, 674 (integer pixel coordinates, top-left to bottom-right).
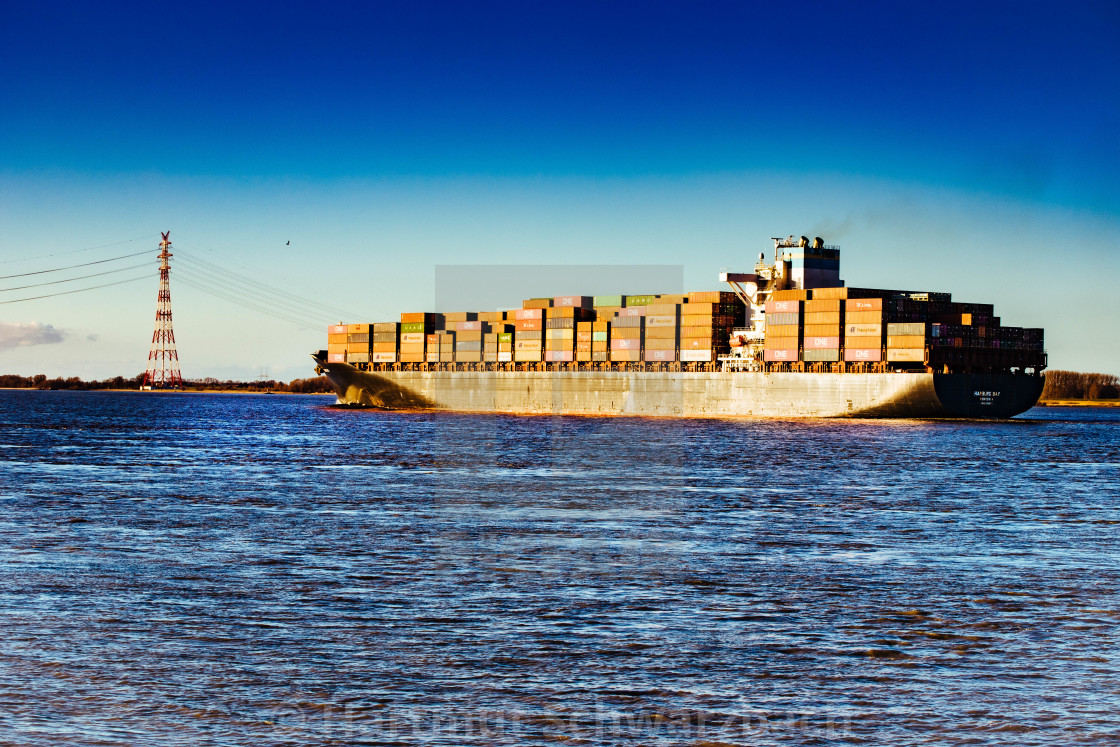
2, 1, 1118, 379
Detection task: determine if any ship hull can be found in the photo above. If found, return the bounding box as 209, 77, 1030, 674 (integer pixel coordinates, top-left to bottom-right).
313, 357, 1043, 419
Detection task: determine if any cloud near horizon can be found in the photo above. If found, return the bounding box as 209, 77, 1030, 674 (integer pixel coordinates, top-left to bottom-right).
0, 322, 66, 350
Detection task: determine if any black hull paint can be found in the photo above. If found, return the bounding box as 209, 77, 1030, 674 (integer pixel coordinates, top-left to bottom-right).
932, 373, 1045, 419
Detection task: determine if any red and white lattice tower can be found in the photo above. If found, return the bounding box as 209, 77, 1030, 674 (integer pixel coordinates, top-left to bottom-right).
141, 231, 184, 389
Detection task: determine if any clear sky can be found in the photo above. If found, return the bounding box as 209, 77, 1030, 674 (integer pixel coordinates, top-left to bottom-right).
2, 1, 1118, 379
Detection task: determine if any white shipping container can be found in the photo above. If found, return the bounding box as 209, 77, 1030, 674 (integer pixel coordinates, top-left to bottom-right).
680, 349, 713, 362
887, 348, 925, 362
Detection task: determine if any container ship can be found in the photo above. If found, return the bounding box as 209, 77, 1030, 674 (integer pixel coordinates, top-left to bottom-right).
312, 236, 1046, 418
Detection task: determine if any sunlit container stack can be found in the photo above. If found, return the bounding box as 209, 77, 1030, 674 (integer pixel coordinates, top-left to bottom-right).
610, 306, 643, 362
844, 297, 884, 363
545, 296, 594, 362
371, 322, 399, 363
325, 324, 346, 363
753, 286, 1045, 371
802, 294, 842, 363
680, 291, 742, 362
763, 296, 801, 363
446, 313, 484, 363
400, 312, 442, 363
513, 307, 544, 362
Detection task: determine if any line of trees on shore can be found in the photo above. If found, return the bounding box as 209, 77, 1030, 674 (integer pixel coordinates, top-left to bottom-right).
1039, 371, 1119, 400
0, 373, 335, 393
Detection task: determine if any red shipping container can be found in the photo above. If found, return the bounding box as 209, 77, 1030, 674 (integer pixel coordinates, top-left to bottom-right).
765, 300, 800, 314
764, 348, 797, 362
617, 307, 646, 317
327, 352, 346, 363
644, 349, 676, 362
845, 348, 883, 362
544, 350, 575, 362
328, 324, 347, 335
611, 338, 640, 350
553, 295, 592, 308
513, 308, 544, 320
803, 336, 841, 349
457, 321, 482, 331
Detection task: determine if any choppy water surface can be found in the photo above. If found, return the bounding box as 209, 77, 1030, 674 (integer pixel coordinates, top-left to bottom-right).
1, 390, 1118, 745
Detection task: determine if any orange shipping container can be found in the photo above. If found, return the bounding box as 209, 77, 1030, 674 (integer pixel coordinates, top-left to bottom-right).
766, 324, 800, 337
771, 289, 810, 301
844, 335, 882, 349
844, 310, 883, 324
846, 298, 883, 311
687, 291, 738, 304
810, 287, 849, 300
803, 311, 842, 325
764, 336, 799, 350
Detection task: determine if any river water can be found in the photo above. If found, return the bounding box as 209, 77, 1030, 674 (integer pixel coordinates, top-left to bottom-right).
1, 390, 1118, 745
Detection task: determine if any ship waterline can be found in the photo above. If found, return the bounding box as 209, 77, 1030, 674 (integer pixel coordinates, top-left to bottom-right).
314, 356, 1044, 418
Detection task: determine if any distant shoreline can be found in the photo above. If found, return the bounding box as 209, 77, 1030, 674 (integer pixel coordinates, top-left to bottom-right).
0, 387, 334, 396
1036, 399, 1120, 407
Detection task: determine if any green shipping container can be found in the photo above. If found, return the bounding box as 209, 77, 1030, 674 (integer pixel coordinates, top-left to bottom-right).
803, 349, 840, 362
625, 295, 656, 306
401, 322, 427, 334
593, 295, 624, 307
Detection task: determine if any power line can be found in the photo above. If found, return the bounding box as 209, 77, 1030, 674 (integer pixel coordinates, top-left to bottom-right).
0, 275, 151, 305
0, 262, 152, 292
175, 248, 360, 320
0, 234, 159, 265
0, 250, 153, 280
175, 274, 320, 329
173, 264, 331, 325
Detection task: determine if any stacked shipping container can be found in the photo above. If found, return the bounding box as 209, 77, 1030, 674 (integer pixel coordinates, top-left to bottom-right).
324, 284, 1038, 374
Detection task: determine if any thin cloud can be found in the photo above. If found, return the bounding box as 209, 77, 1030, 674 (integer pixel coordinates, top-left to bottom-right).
0, 322, 67, 350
